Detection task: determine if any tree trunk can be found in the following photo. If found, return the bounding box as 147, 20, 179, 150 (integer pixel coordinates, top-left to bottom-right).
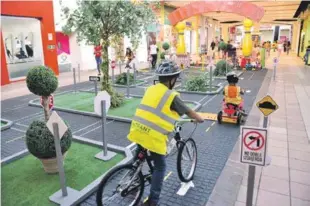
101, 43, 113, 93
42, 96, 50, 122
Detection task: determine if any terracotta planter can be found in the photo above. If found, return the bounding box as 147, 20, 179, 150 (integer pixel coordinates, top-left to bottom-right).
39, 152, 67, 174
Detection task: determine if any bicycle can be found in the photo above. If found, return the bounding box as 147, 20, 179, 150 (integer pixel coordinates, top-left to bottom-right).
96, 119, 199, 206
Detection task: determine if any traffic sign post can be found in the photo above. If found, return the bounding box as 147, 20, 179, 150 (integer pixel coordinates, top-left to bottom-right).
119, 60, 122, 75
243, 95, 278, 206
126, 67, 130, 98
47, 112, 79, 205
133, 63, 137, 86
89, 76, 100, 95
78, 63, 81, 83
94, 91, 116, 161
207, 63, 215, 92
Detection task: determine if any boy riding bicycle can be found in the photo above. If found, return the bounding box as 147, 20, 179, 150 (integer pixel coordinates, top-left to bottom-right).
127, 60, 204, 206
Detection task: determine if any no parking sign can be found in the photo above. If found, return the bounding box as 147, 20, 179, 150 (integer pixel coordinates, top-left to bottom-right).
240, 126, 268, 166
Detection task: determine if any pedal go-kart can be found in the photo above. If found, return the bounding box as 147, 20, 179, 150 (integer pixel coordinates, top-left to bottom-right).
217, 101, 247, 125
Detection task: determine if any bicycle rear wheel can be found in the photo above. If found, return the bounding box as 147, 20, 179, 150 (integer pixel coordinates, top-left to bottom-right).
177, 138, 198, 182
96, 164, 144, 206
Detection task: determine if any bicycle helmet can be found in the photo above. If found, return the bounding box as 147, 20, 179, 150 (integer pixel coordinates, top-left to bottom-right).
226, 71, 239, 84
155, 60, 181, 89
155, 60, 181, 77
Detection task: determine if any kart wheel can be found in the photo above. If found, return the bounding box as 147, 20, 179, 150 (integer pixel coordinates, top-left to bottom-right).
217, 111, 223, 124
237, 113, 242, 125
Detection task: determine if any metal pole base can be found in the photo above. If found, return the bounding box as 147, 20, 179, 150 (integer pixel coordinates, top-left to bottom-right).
49, 187, 79, 205
95, 151, 117, 161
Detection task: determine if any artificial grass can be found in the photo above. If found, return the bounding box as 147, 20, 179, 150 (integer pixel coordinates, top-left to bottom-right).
1, 142, 124, 206
114, 79, 145, 86
1, 121, 7, 127
38, 92, 196, 118
180, 86, 220, 93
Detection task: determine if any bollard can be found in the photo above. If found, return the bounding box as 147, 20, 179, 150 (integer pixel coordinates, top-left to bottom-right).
133, 63, 137, 86
73, 67, 77, 93
78, 63, 81, 82
126, 67, 130, 98
52, 123, 68, 197
209, 65, 213, 92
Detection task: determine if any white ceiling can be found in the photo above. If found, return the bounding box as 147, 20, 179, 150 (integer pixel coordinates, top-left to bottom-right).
164, 1, 301, 24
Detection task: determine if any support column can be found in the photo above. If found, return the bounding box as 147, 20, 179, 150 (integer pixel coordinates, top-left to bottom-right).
292, 21, 301, 52
242, 18, 253, 57
221, 24, 229, 42
175, 22, 186, 55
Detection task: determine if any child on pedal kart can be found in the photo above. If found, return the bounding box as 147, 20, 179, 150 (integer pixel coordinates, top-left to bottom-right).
223, 72, 245, 112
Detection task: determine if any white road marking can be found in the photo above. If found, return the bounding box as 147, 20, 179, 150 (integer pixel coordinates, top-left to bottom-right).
177, 181, 195, 196
14, 112, 43, 122
72, 121, 101, 134
11, 127, 26, 133
2, 104, 28, 113
79, 120, 114, 136
15, 123, 28, 128
202, 94, 218, 107
6, 135, 25, 144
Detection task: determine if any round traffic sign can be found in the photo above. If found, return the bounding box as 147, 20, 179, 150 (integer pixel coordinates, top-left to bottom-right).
243, 131, 265, 151
40, 95, 54, 110
111, 60, 116, 69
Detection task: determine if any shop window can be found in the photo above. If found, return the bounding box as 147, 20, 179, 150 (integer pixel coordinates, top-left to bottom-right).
1, 16, 44, 80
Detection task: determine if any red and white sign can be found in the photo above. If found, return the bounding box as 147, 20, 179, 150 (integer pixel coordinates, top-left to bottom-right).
111, 60, 116, 69
41, 95, 54, 111
240, 126, 268, 166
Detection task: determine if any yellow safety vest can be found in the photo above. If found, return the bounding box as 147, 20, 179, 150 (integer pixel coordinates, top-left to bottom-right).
224, 85, 242, 105
127, 83, 180, 155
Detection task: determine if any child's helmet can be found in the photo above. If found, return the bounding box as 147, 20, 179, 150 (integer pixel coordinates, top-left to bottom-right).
226, 71, 239, 83
155, 60, 181, 77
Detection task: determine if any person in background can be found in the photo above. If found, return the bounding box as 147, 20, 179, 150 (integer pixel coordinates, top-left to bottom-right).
125, 47, 134, 68
277, 40, 283, 57
210, 40, 216, 51
286, 41, 291, 55
283, 40, 287, 53
94, 43, 102, 75
150, 40, 158, 69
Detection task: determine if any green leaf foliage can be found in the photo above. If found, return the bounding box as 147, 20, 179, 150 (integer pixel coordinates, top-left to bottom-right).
160, 52, 166, 60
219, 42, 227, 51
26, 120, 72, 159
213, 60, 233, 76
26, 66, 58, 96
185, 75, 208, 92
115, 72, 135, 85
162, 42, 170, 51
61, 0, 156, 107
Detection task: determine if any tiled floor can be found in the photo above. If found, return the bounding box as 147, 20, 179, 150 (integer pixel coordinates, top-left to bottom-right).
235, 53, 310, 206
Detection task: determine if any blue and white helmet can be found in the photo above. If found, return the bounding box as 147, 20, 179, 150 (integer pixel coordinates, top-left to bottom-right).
155, 60, 181, 77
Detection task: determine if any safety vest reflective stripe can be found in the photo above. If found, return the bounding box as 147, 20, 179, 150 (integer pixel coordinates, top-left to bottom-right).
138, 104, 176, 124
132, 116, 170, 135
137, 89, 176, 125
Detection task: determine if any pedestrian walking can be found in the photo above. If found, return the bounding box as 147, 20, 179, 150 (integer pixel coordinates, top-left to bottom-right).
150, 40, 158, 69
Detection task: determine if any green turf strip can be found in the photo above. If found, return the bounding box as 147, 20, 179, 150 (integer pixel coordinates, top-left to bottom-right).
53, 92, 196, 118
1, 121, 7, 126
1, 142, 124, 206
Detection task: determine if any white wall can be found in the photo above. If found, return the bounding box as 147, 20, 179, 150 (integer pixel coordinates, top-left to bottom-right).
261, 30, 273, 42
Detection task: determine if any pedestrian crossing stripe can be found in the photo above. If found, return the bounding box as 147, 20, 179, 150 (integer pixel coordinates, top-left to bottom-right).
197, 112, 217, 121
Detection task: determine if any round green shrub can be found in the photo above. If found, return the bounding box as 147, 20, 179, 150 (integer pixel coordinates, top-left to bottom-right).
115, 72, 134, 85
26, 120, 72, 159
185, 75, 207, 92
160, 52, 166, 60
26, 66, 58, 96
162, 42, 170, 51
219, 42, 227, 51
213, 60, 233, 76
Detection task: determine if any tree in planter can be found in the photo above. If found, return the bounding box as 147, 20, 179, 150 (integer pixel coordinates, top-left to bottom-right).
26, 66, 58, 121
61, 0, 157, 107
162, 42, 170, 60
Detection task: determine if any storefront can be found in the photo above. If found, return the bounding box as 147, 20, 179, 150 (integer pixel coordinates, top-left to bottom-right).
299, 13, 310, 58
1, 1, 58, 85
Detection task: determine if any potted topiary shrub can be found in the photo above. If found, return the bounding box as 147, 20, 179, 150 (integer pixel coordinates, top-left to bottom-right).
26, 65, 73, 173
162, 42, 170, 60
213, 60, 233, 76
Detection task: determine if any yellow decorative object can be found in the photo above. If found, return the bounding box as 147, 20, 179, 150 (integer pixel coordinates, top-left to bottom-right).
175, 22, 186, 55
242, 18, 253, 57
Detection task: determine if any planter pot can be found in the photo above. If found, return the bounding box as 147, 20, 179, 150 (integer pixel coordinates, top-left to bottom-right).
39, 152, 67, 174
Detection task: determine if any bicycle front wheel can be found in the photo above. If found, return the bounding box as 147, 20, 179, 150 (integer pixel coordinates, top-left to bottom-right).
177, 138, 198, 182
96, 164, 144, 206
